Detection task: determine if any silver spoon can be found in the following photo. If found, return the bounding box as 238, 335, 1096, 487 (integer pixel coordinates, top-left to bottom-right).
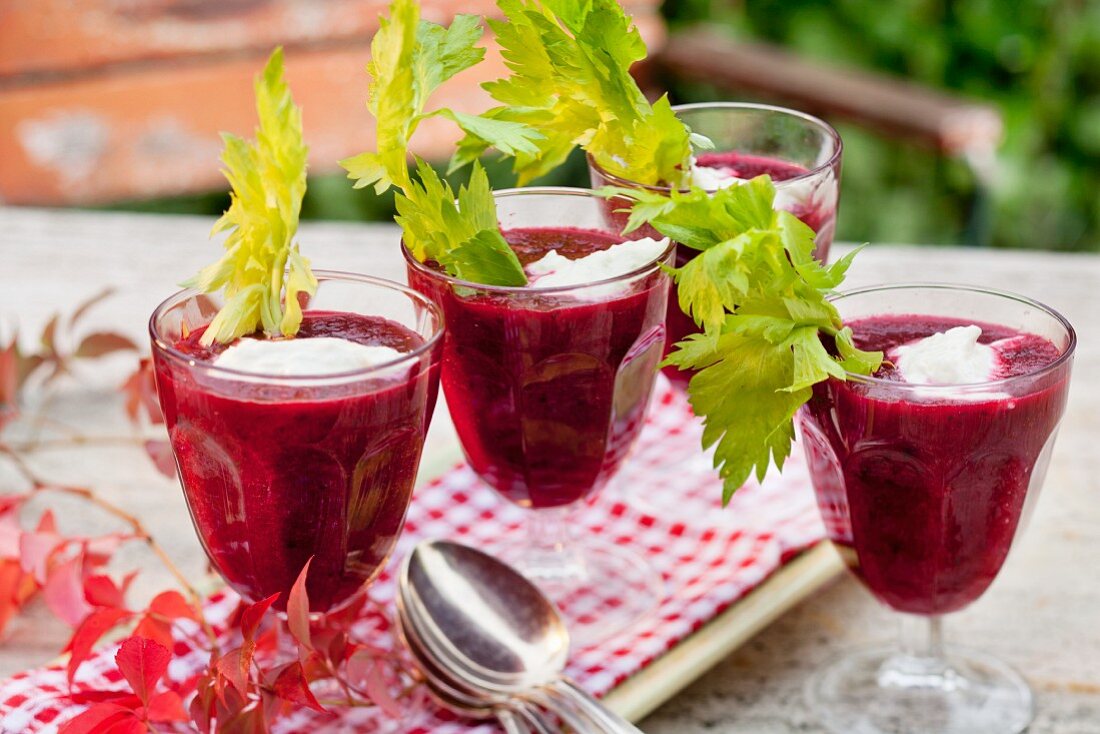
396, 596, 558, 734
400, 539, 646, 734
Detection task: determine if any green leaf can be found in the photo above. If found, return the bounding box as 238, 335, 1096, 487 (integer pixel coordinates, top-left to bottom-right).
395, 159, 528, 286
443, 230, 528, 286
459, 0, 694, 186
183, 48, 314, 346
624, 176, 882, 500
342, 0, 532, 287
687, 329, 807, 503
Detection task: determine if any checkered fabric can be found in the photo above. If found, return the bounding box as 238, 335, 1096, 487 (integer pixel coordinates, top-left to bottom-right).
0, 381, 826, 733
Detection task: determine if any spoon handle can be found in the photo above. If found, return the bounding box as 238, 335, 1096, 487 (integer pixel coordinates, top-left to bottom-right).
498, 709, 531, 734
528, 688, 604, 733
512, 705, 558, 734
552, 678, 646, 734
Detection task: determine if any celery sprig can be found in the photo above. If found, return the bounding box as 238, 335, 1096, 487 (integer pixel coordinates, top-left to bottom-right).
183, 48, 315, 346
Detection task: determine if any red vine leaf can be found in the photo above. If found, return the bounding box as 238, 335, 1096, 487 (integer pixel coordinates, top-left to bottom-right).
19, 525, 65, 584
132, 616, 174, 650
350, 651, 405, 719
271, 661, 327, 714
120, 358, 163, 425
0, 339, 18, 424
115, 636, 170, 708
143, 440, 176, 478
74, 332, 137, 360
286, 558, 313, 651
144, 690, 189, 723
99, 718, 146, 734
217, 702, 271, 734
147, 589, 199, 622
240, 593, 279, 642
66, 607, 133, 683
68, 287, 116, 330
36, 508, 58, 533
215, 647, 251, 698
82, 573, 135, 610
57, 702, 134, 734
44, 555, 94, 626
0, 559, 36, 636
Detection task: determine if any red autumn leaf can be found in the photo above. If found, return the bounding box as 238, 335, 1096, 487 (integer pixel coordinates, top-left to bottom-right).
286, 558, 313, 650
0, 339, 19, 421
0, 559, 36, 636
68, 287, 115, 329
217, 701, 271, 734
144, 690, 189, 723
74, 332, 137, 360
57, 702, 134, 734
83, 534, 126, 569
143, 439, 176, 478
67, 690, 141, 707
190, 672, 217, 734
82, 573, 134, 610
0, 515, 22, 558
44, 555, 94, 626
147, 589, 200, 622
99, 718, 146, 734
120, 358, 163, 425
132, 615, 174, 650
271, 661, 327, 714
240, 593, 279, 643
36, 508, 58, 533
66, 607, 133, 683
18, 526, 65, 584
215, 646, 251, 698
115, 636, 170, 708
348, 650, 405, 719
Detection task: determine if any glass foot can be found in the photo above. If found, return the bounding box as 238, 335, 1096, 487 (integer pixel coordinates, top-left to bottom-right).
489, 536, 666, 649
807, 644, 1034, 734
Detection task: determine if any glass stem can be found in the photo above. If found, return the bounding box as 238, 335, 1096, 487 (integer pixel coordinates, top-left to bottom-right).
519, 505, 587, 583
899, 613, 945, 660
879, 614, 957, 691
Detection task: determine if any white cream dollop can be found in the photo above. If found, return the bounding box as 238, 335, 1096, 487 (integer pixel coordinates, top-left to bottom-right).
891, 325, 999, 385
689, 159, 745, 191
689, 159, 828, 214
524, 236, 669, 289
213, 337, 401, 377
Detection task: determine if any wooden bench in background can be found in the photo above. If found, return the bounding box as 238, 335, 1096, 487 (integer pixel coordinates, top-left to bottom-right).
0, 2, 1001, 207
0, 0, 665, 206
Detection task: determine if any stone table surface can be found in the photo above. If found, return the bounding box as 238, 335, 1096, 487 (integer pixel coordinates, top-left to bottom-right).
1, 206, 1098, 733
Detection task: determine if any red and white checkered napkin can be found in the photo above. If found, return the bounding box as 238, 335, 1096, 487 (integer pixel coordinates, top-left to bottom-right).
0, 380, 826, 733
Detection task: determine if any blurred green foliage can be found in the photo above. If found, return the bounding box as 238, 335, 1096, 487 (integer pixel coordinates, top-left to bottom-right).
664, 0, 1100, 251
105, 0, 1099, 252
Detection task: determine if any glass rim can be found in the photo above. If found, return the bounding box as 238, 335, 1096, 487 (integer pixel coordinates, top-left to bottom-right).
401, 186, 676, 295
588, 101, 843, 194
148, 269, 445, 383
833, 282, 1077, 391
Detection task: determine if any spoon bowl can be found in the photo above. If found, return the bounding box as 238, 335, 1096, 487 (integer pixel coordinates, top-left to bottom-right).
401, 539, 570, 690
400, 539, 645, 734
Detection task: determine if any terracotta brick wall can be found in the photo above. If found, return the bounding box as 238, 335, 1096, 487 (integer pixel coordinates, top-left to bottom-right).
0, 0, 664, 205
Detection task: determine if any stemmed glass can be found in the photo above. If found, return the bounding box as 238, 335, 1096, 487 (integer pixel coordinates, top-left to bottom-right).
405, 188, 674, 645
149, 272, 443, 613
799, 284, 1075, 734
589, 102, 842, 390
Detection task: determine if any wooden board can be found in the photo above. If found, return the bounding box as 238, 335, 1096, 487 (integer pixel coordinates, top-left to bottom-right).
417, 444, 844, 724
606, 542, 842, 721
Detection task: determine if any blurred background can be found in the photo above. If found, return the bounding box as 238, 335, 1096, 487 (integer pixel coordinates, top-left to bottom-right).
1, 0, 1097, 252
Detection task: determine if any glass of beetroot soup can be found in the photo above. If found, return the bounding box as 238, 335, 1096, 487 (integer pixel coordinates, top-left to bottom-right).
150, 272, 443, 614
405, 187, 675, 646
799, 283, 1075, 734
